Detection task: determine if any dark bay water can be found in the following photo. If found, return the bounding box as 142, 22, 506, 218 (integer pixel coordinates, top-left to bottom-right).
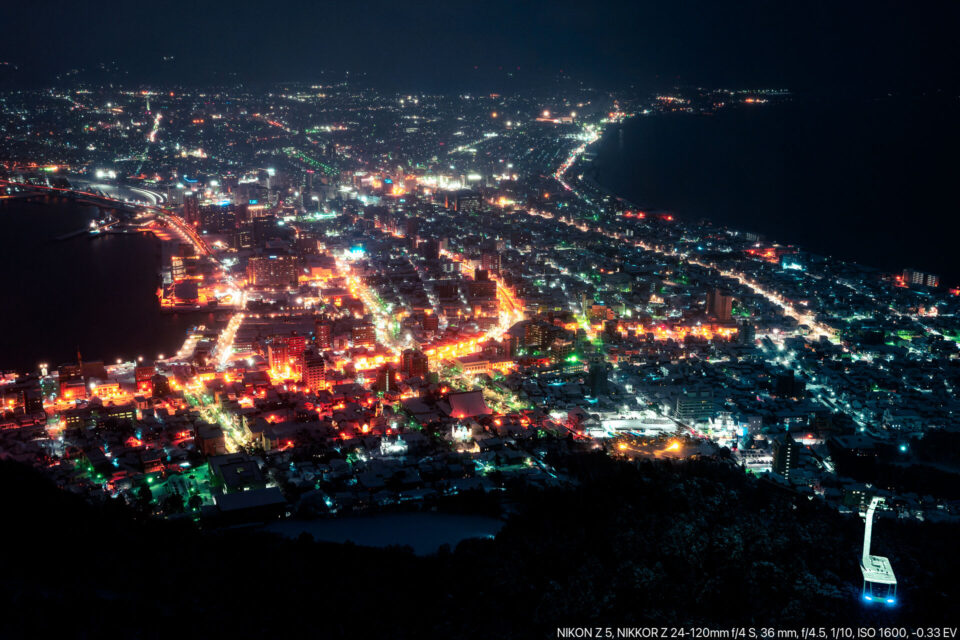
265, 512, 503, 555
0, 197, 213, 373
592, 96, 960, 285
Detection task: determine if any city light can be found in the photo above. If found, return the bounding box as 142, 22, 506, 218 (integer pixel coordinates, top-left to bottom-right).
0, 59, 952, 632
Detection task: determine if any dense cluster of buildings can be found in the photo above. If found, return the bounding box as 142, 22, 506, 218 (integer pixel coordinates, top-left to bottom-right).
1, 83, 958, 525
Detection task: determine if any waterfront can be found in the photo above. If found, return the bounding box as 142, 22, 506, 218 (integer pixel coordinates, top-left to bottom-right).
2, 81, 960, 631
0, 197, 213, 373
592, 95, 960, 285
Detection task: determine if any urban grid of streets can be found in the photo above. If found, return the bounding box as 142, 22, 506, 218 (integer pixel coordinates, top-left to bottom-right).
0, 84, 958, 527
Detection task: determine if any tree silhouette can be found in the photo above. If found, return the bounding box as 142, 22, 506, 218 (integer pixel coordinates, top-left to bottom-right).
135, 483, 153, 514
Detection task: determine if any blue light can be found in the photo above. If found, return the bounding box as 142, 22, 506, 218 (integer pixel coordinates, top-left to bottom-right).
249, 199, 258, 205
863, 595, 873, 602
886, 598, 896, 605
899, 444, 908, 452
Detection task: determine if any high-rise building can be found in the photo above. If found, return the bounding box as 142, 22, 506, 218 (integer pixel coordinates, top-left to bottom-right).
302, 191, 318, 211
232, 223, 254, 250
401, 349, 429, 378
405, 216, 419, 239
421, 240, 440, 260
258, 168, 272, 189
707, 289, 733, 322
902, 268, 939, 288
674, 388, 715, 423
467, 279, 497, 300
775, 371, 806, 398
183, 192, 199, 226
247, 255, 299, 288
507, 333, 521, 357
481, 251, 501, 273
302, 352, 325, 391
351, 322, 376, 347
420, 311, 439, 332
199, 204, 236, 232
267, 340, 289, 372
524, 320, 555, 350
314, 320, 333, 350
296, 229, 322, 255
374, 366, 398, 394
604, 320, 620, 340
772, 434, 801, 479
286, 334, 306, 358
252, 215, 279, 246
587, 360, 609, 397
286, 334, 307, 376
435, 281, 460, 300
455, 191, 482, 213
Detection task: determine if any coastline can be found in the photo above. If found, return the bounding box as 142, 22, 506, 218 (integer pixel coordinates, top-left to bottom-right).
583, 102, 960, 285
0, 196, 213, 373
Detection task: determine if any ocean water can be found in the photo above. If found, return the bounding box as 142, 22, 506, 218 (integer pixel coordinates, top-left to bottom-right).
0, 197, 212, 373
591, 95, 960, 285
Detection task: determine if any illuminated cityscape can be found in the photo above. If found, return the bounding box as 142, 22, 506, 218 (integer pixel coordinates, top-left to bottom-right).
0, 0, 958, 636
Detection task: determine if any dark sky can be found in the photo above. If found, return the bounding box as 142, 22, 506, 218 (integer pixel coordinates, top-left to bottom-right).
1, 0, 957, 91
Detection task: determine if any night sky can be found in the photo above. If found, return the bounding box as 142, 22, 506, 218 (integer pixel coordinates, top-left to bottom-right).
1, 0, 958, 91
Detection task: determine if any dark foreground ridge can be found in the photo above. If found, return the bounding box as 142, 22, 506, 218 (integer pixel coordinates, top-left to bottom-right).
1, 453, 957, 638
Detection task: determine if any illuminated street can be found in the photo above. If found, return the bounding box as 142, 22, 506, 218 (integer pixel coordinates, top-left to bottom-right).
0, 2, 958, 632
